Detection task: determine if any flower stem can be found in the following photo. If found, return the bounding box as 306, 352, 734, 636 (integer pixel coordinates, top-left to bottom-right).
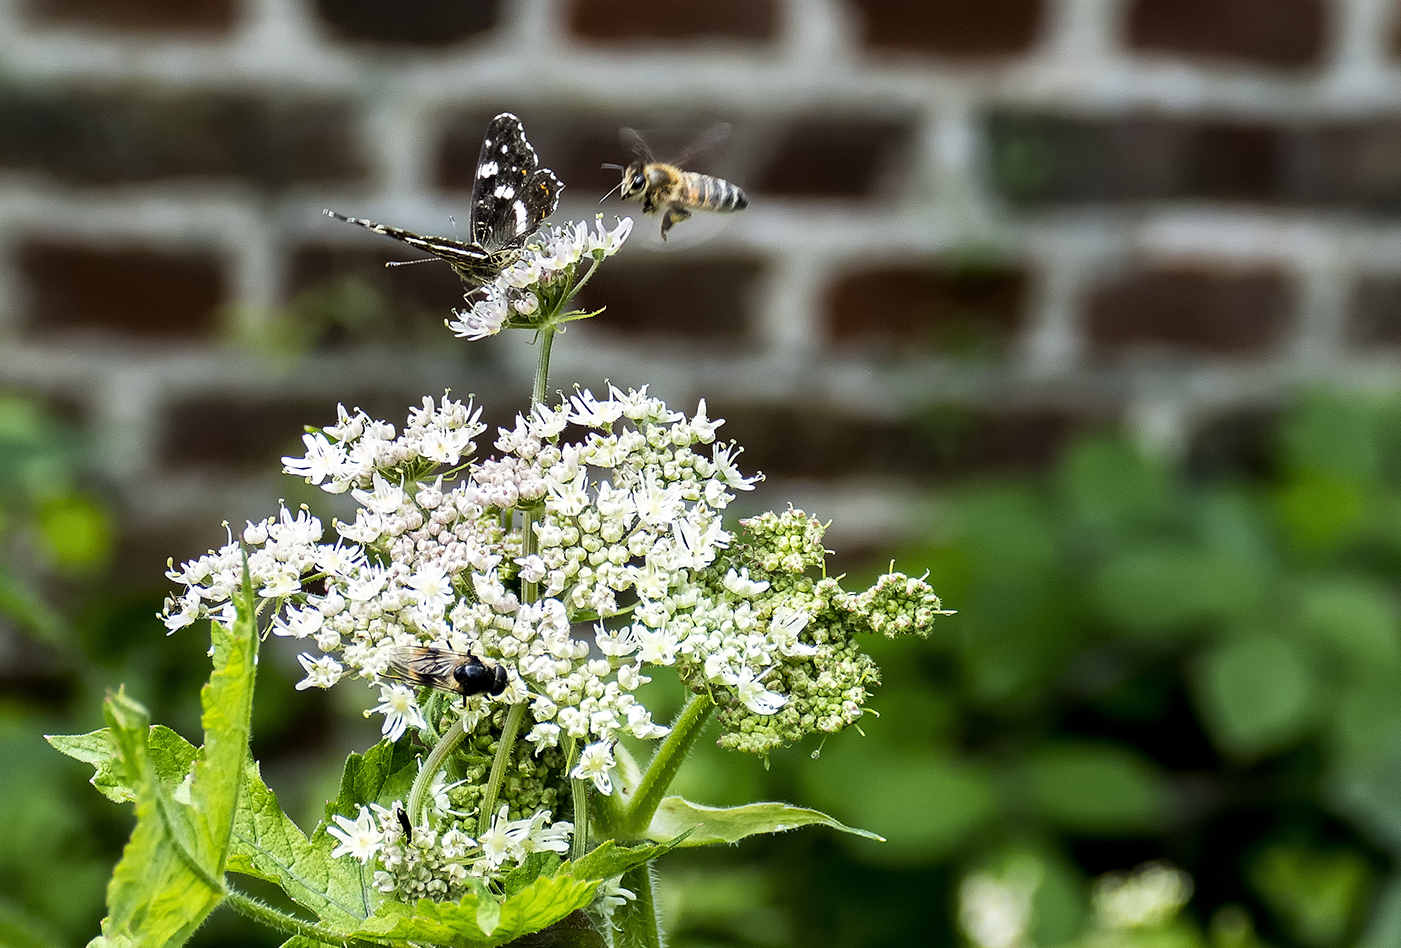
222, 885, 391, 948
612, 863, 663, 948
407, 714, 467, 825
477, 702, 526, 836
620, 692, 715, 837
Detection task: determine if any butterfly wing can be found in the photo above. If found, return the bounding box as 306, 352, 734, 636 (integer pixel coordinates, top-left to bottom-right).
322, 210, 498, 286
471, 113, 564, 254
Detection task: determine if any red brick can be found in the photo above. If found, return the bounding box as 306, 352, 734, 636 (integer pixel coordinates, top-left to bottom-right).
287, 244, 469, 348
567, 0, 778, 43
162, 395, 342, 470
1086, 266, 1292, 357
847, 0, 1044, 58
19, 241, 224, 339
310, 0, 501, 46
826, 262, 1027, 354
986, 113, 1282, 205
1278, 122, 1401, 211
22, 0, 234, 30
573, 256, 763, 340
0, 88, 364, 188
753, 117, 914, 198
1128, 0, 1326, 67
1348, 275, 1401, 348
711, 402, 1093, 480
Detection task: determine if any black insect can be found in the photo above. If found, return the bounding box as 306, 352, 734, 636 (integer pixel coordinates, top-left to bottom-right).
384, 646, 510, 702
395, 806, 413, 843
325, 112, 563, 288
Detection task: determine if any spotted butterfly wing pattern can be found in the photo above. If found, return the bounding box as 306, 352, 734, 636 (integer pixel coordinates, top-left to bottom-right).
324, 112, 563, 289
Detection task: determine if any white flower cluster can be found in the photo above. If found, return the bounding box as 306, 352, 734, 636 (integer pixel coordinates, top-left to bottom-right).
163, 386, 806, 797
447, 215, 633, 340
327, 801, 573, 901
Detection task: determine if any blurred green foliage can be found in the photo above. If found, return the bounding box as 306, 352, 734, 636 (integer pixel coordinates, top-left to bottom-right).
656, 392, 1401, 948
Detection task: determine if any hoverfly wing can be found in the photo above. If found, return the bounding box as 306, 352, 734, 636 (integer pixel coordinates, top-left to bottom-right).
382, 646, 467, 694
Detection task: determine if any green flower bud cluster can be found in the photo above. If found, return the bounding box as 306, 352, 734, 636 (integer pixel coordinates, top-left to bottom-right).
705, 511, 951, 754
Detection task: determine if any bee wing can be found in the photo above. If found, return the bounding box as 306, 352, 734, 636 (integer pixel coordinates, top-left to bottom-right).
671, 122, 733, 167
619, 127, 655, 163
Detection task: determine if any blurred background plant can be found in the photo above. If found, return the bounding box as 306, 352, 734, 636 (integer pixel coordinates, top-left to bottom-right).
628, 390, 1401, 948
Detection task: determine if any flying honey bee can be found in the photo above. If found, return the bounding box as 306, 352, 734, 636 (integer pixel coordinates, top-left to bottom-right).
603, 124, 748, 240
383, 646, 509, 702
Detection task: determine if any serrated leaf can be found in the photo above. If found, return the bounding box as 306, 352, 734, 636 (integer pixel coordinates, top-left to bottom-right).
325, 739, 418, 823
48, 726, 199, 804
353, 873, 600, 946
645, 797, 884, 846
569, 839, 686, 883
99, 689, 222, 948
189, 579, 260, 874
225, 760, 373, 927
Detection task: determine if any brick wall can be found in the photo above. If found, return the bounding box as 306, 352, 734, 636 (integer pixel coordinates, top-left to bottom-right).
2, 0, 1399, 579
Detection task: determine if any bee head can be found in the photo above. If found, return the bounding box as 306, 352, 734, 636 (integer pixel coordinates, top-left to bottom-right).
619, 161, 648, 199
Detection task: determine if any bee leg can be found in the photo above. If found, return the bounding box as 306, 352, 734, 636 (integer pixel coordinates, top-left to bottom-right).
660, 206, 691, 240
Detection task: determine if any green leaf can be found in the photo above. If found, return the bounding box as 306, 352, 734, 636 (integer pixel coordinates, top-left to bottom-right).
569, 839, 684, 881
38, 493, 112, 571
352, 873, 601, 946
98, 689, 223, 948
93, 573, 260, 947
646, 797, 884, 846
190, 587, 260, 874
48, 726, 199, 804
325, 738, 418, 824
1298, 578, 1401, 677
1197, 634, 1320, 756
1025, 741, 1168, 833
800, 749, 996, 860
225, 760, 373, 927
0, 567, 64, 643
1093, 544, 1266, 636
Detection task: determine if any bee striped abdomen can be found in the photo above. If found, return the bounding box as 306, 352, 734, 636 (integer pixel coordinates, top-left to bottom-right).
683, 172, 748, 213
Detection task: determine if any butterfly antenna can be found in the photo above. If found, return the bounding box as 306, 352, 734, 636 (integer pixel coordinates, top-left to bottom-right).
385, 258, 436, 268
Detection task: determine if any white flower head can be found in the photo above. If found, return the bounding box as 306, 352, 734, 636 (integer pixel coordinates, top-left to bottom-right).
328, 806, 383, 864
369, 682, 429, 742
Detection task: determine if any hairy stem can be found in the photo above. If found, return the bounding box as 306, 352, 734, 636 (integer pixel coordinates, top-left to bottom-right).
477, 702, 527, 836
611, 863, 662, 948
621, 692, 715, 837
222, 885, 391, 948
407, 714, 467, 826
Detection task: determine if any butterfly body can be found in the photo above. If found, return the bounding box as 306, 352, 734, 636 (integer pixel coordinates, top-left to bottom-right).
325, 113, 562, 288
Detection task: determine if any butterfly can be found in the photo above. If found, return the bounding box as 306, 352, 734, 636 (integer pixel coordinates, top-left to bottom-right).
325, 112, 563, 289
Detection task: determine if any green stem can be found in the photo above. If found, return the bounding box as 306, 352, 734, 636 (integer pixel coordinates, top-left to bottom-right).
532, 324, 556, 408
222, 885, 391, 948
620, 693, 715, 837
477, 702, 527, 836
571, 775, 589, 861
612, 863, 662, 948
407, 715, 467, 826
